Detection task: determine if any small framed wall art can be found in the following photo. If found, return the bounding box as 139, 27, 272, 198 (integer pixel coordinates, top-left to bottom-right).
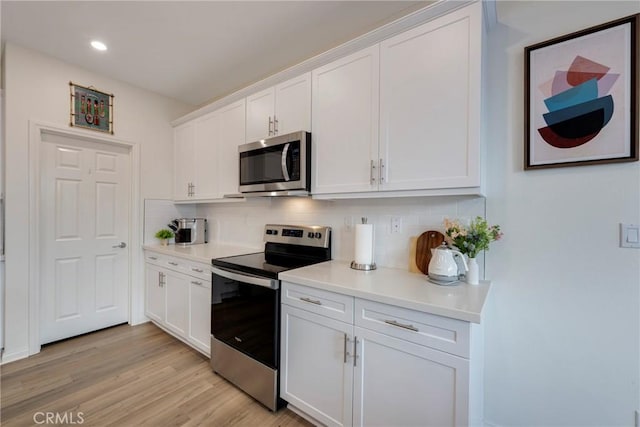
524, 14, 639, 169
69, 81, 114, 134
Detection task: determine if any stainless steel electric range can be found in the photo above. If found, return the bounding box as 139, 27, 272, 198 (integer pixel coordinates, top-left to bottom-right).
210, 224, 331, 411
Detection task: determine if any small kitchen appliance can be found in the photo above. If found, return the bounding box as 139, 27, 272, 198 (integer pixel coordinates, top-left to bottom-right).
211, 224, 331, 411
427, 242, 468, 285
171, 218, 207, 246
237, 131, 311, 197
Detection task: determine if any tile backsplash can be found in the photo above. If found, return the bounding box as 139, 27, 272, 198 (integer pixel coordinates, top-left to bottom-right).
195, 196, 485, 270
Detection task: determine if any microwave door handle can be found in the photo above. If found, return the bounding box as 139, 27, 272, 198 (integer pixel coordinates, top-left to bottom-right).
281, 143, 290, 181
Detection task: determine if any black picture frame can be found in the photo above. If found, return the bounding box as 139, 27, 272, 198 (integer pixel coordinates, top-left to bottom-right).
524, 14, 639, 169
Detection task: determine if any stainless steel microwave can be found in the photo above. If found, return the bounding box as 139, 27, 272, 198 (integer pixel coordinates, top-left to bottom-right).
238, 131, 311, 196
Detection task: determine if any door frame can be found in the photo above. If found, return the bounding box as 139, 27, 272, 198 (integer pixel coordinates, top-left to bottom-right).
28, 121, 141, 355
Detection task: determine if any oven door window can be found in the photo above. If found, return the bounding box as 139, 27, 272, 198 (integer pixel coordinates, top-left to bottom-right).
211, 273, 279, 369
240, 141, 300, 185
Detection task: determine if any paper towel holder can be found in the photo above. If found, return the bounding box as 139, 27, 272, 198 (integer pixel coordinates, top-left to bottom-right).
351, 217, 376, 271
350, 261, 377, 271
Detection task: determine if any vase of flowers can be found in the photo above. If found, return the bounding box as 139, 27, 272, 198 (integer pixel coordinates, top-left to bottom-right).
443, 216, 502, 285
155, 229, 174, 246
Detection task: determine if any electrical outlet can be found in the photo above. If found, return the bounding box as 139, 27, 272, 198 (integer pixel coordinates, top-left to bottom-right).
391, 216, 402, 234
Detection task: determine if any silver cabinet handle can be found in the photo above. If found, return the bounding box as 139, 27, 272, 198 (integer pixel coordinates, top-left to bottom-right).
191, 268, 204, 273
191, 280, 203, 286
343, 334, 351, 363
353, 337, 359, 367
384, 319, 418, 332
191, 183, 195, 196
168, 261, 179, 266
274, 116, 279, 135
159, 272, 165, 287
379, 158, 385, 184
300, 297, 322, 305
112, 242, 126, 248
149, 256, 158, 260
370, 160, 376, 184
268, 116, 274, 136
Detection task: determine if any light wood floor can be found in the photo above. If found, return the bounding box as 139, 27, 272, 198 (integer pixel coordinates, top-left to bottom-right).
1, 323, 312, 427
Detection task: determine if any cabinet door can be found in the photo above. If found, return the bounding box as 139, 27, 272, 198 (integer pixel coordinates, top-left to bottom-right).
274, 73, 311, 136
216, 99, 245, 197
164, 270, 189, 336
281, 304, 353, 427
246, 87, 275, 142
312, 45, 380, 194
193, 111, 220, 200
145, 264, 165, 323
379, 2, 481, 191
353, 326, 469, 427
188, 278, 211, 355
173, 123, 196, 200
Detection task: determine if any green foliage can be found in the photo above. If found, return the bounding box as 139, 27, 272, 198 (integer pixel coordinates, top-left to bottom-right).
155, 229, 174, 240
444, 216, 502, 258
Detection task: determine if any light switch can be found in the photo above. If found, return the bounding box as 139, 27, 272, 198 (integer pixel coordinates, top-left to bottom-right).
620, 223, 640, 248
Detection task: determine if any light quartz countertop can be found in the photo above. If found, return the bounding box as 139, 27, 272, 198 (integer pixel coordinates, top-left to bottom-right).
280, 260, 490, 324
142, 242, 260, 265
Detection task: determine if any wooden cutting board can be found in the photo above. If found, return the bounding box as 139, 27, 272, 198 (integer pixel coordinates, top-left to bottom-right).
415, 230, 445, 275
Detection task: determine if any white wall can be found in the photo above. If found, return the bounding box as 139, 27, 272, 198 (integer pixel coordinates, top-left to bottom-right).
484, 2, 640, 426
2, 43, 192, 362
197, 196, 485, 270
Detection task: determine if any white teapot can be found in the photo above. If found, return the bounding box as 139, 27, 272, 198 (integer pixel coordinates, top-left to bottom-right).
428, 243, 468, 284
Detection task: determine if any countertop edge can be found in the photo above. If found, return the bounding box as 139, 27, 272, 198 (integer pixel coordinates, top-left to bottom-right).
279, 262, 489, 324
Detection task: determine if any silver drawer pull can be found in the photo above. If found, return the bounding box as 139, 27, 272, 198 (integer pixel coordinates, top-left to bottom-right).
300, 297, 322, 305
191, 281, 203, 286
191, 268, 204, 273
149, 256, 158, 260
384, 319, 419, 332
168, 262, 179, 266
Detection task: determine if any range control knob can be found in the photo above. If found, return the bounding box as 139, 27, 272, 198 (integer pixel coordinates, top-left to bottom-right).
307, 232, 314, 238
314, 232, 322, 239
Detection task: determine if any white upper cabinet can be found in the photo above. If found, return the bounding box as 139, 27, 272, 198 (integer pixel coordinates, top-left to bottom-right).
379, 2, 482, 192
312, 46, 380, 195
174, 122, 196, 201
193, 111, 220, 200
216, 99, 246, 196
174, 98, 246, 202
312, 2, 483, 198
245, 73, 311, 142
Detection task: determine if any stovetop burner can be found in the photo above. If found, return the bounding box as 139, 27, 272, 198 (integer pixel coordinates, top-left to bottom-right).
212, 224, 332, 279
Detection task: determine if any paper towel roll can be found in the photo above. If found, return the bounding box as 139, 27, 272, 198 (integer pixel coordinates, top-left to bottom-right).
354, 224, 374, 265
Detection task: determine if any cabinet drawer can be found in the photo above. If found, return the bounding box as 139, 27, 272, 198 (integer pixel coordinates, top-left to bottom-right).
282, 282, 354, 323
355, 299, 469, 358
182, 260, 211, 282
145, 252, 166, 266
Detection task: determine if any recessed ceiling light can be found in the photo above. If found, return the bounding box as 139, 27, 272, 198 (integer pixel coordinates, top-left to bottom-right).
91, 40, 107, 51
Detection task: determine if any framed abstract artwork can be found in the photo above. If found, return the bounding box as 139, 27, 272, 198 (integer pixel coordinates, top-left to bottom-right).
69, 81, 114, 134
525, 14, 639, 169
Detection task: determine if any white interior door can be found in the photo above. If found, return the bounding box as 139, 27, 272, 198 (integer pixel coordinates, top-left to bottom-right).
39, 131, 130, 344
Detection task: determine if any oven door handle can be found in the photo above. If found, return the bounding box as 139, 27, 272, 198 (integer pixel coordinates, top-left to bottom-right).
211, 266, 279, 290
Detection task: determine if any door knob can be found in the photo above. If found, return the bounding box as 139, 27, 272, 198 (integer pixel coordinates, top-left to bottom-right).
112, 242, 127, 248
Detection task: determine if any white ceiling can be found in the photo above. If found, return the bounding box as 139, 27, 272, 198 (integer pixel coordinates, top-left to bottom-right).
1, 1, 430, 107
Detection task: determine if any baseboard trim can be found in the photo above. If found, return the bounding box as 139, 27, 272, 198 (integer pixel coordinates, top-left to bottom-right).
1, 348, 29, 365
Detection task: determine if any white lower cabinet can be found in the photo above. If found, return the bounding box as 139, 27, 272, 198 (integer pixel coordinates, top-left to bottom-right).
145, 264, 166, 323
144, 251, 212, 356
188, 278, 212, 354
164, 270, 189, 336
281, 305, 354, 427
352, 326, 469, 427
280, 281, 480, 427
